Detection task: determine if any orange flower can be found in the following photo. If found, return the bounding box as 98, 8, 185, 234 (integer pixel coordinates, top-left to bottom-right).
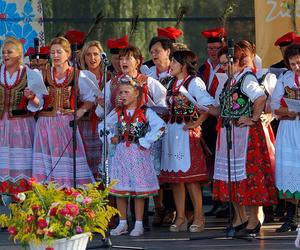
65, 221, 72, 227
83, 208, 96, 219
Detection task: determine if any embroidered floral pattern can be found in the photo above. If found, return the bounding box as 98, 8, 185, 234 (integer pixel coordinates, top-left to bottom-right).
0, 0, 44, 58
0, 0, 20, 36
213, 123, 277, 205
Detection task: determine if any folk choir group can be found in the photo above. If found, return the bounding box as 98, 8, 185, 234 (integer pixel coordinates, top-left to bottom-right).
0, 25, 300, 243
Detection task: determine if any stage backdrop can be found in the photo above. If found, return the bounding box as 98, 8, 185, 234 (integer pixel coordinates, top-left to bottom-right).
255, 0, 300, 67
0, 0, 44, 57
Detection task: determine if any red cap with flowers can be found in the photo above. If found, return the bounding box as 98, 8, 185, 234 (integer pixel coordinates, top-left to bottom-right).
157, 26, 183, 40
64, 29, 86, 46
106, 35, 129, 54
274, 31, 297, 47
201, 27, 227, 43
24, 46, 50, 59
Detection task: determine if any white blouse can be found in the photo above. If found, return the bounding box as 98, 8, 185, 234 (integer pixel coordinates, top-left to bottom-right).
0, 64, 46, 112
98, 108, 166, 149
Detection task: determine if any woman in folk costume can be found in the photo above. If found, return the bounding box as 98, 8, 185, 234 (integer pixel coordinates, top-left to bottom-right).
99, 75, 165, 237
78, 40, 106, 179
144, 34, 175, 226
95, 45, 167, 118
237, 39, 278, 224
106, 35, 128, 77
143, 27, 183, 85
0, 37, 45, 203
32, 37, 95, 187
160, 49, 217, 233
271, 43, 300, 233
213, 44, 277, 235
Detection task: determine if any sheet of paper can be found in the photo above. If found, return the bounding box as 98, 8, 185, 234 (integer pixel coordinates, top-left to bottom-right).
80, 70, 103, 97
27, 69, 48, 95
284, 98, 300, 112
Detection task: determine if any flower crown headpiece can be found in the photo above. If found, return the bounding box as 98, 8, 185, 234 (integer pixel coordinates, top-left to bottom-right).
118, 75, 139, 88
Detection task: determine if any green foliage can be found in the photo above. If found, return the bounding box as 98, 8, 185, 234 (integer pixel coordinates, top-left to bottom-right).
0, 181, 118, 247
41, 0, 254, 64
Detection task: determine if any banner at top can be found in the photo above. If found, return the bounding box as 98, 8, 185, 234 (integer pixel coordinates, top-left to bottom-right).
255, 0, 300, 67
0, 0, 44, 55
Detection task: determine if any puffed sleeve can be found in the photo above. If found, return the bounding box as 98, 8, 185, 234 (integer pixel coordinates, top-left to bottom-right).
95, 79, 112, 118
270, 72, 287, 111
26, 66, 47, 111
241, 73, 266, 102
188, 77, 218, 106
138, 108, 166, 149
98, 109, 118, 144
262, 72, 277, 96
146, 76, 167, 107
78, 70, 97, 102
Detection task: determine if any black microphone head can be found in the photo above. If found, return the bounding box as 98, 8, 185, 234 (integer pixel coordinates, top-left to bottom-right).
33, 38, 40, 55
71, 43, 78, 52
34, 38, 39, 47
227, 38, 234, 48
101, 52, 111, 66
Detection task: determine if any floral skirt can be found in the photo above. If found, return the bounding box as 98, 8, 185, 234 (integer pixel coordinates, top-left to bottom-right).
0, 113, 35, 195
213, 123, 277, 206
32, 115, 95, 188
159, 127, 209, 184
109, 143, 159, 198
78, 119, 102, 179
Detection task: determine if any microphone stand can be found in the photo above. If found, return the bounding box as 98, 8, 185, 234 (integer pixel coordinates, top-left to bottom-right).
87, 55, 144, 250
71, 43, 78, 189
223, 50, 235, 238
34, 37, 40, 67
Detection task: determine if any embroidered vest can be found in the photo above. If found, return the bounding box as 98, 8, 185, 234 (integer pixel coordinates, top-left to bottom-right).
220, 72, 253, 122
117, 106, 148, 145
0, 67, 33, 119
166, 76, 200, 124
283, 86, 300, 100
39, 67, 76, 116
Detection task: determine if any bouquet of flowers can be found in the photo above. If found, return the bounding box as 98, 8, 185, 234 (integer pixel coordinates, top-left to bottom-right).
0, 180, 118, 247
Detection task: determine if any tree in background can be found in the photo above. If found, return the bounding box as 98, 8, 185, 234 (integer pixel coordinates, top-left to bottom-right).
41, 0, 254, 64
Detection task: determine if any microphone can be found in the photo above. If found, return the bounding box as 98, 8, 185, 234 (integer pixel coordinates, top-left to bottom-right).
101, 52, 111, 66
71, 44, 78, 60
227, 38, 234, 62
33, 38, 40, 60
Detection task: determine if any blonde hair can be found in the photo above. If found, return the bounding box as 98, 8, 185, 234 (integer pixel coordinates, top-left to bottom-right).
80, 40, 104, 70
50, 36, 71, 56
2, 36, 23, 64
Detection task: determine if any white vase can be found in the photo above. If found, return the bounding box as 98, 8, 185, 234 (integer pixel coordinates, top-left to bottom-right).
29, 233, 90, 250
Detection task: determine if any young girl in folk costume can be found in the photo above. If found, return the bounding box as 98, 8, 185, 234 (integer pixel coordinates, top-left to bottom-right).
32, 37, 95, 188
78, 40, 106, 178
271, 43, 300, 234
160, 50, 217, 233
213, 45, 277, 235
99, 76, 165, 237
0, 37, 45, 203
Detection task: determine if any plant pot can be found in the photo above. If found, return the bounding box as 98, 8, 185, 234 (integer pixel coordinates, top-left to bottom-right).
29, 233, 90, 250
